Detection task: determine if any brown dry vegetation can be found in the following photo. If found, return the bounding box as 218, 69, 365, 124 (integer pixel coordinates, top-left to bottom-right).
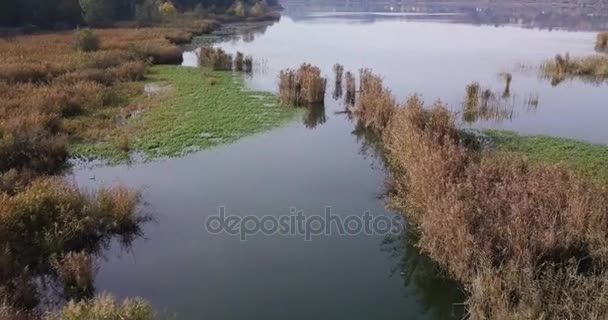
0, 23, 216, 311
338, 66, 608, 318
596, 32, 608, 51
278, 64, 327, 106
379, 95, 608, 319
198, 46, 233, 70
541, 53, 608, 85
354, 69, 396, 132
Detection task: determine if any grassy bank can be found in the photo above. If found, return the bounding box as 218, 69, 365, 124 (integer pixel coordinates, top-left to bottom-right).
484, 130, 608, 180
73, 65, 298, 160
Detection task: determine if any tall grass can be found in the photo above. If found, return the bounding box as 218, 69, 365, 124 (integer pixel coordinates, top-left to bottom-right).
462, 82, 513, 123
354, 69, 396, 132
596, 32, 608, 52
541, 53, 608, 85
345, 66, 608, 318
278, 64, 327, 106
198, 47, 233, 71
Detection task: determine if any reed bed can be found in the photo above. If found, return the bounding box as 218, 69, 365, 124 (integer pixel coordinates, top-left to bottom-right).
596, 32, 608, 52
462, 82, 514, 123
198, 47, 233, 71
354, 69, 396, 132
387, 99, 608, 319
347, 67, 608, 319
278, 64, 327, 106
541, 53, 608, 84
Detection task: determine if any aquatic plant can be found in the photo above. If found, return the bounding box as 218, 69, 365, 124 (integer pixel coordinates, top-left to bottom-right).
596, 32, 608, 52
198, 46, 233, 71
540, 53, 608, 85
461, 82, 513, 124
278, 63, 327, 106
354, 69, 396, 132
377, 93, 608, 320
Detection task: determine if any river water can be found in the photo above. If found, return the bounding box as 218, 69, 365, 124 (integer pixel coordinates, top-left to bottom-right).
72, 12, 606, 320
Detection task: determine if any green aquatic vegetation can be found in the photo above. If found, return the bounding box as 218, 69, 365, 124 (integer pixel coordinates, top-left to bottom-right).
74, 65, 297, 160
484, 129, 608, 180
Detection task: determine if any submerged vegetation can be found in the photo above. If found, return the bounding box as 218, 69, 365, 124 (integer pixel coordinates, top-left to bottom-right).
278, 64, 327, 106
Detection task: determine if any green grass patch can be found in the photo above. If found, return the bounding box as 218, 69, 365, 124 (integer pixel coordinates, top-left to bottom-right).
73, 65, 298, 160
484, 129, 608, 180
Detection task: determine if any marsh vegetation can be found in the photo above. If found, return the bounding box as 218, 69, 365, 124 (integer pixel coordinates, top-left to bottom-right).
278, 64, 328, 106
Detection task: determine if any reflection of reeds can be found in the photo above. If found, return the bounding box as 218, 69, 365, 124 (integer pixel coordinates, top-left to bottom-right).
383, 96, 608, 320
333, 63, 344, 100
278, 64, 327, 106
243, 56, 253, 73
345, 71, 356, 106
302, 104, 327, 129
198, 47, 233, 71
500, 72, 512, 98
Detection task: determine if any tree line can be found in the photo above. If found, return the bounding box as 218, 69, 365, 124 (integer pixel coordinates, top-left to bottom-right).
0, 0, 278, 28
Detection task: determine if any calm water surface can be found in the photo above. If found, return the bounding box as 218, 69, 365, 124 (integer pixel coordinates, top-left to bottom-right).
72, 14, 606, 320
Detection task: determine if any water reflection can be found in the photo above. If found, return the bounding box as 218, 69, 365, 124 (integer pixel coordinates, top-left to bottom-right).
0, 213, 146, 311
302, 104, 328, 129
284, 5, 608, 31
382, 229, 466, 320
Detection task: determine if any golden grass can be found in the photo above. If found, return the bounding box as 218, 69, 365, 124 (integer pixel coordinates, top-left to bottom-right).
541, 53, 608, 85
198, 47, 233, 71
333, 66, 608, 318
354, 69, 396, 131
278, 64, 327, 106
596, 32, 608, 52
379, 94, 608, 319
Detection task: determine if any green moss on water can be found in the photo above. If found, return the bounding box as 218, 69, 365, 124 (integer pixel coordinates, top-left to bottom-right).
484, 130, 608, 180
73, 65, 297, 161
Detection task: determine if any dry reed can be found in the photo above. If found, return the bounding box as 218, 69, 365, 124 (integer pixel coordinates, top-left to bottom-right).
344, 71, 356, 106
278, 64, 327, 106
354, 69, 396, 132
198, 47, 233, 71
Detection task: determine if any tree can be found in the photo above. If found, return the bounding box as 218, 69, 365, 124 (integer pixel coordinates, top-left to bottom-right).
159, 1, 178, 19
78, 0, 109, 25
